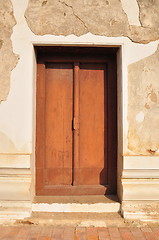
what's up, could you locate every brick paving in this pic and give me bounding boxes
[0,226,159,240]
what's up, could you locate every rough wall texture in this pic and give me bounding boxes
[1,0,159,156]
[130,0,159,43]
[128,47,159,155]
[25,0,159,44]
[24,0,159,155]
[0,0,18,102]
[25,0,130,37]
[137,0,159,30]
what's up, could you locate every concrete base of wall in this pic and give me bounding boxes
[0,154,32,201]
[1,198,159,224]
[122,178,159,200]
[0,201,31,223]
[121,200,159,222]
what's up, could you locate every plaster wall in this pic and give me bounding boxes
[0,0,159,219]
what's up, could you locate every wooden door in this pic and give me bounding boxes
[36,50,117,196]
[76,63,106,186]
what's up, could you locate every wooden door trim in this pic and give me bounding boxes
[36,63,46,193]
[73,63,80,186]
[37,185,109,196]
[37,56,115,64]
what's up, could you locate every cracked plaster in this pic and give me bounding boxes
[0,0,18,102]
[129,0,159,43]
[137,0,159,30]
[1,0,159,156]
[25,0,130,37]
[25,0,159,44]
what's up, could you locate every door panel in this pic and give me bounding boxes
[45,63,73,185]
[79,64,107,185]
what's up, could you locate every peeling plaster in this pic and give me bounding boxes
[59,0,89,32]
[0,0,159,152]
[0,0,18,102]
[0,0,159,208]
[25,0,159,44]
[128,0,159,43]
[129,25,159,44]
[25,0,130,37]
[128,46,159,155]
[137,0,159,30]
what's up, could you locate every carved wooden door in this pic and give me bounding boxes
[36,51,117,196]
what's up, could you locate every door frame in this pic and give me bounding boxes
[32,43,124,200]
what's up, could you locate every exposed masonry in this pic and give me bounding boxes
[0,0,18,102]
[24,0,159,154]
[128,46,159,155]
[137,0,159,30]
[128,0,159,43]
[25,0,130,37]
[25,0,159,44]
[1,0,159,156]
[1,0,159,104]
[59,0,89,31]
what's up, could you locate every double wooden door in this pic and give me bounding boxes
[36,51,117,196]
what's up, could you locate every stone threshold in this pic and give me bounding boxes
[32,195,121,213]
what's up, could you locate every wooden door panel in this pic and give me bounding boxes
[45,168,72,185]
[79,64,107,185]
[74,168,107,185]
[45,63,73,185]
[36,63,46,171]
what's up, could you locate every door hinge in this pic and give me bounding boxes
[73,117,79,130]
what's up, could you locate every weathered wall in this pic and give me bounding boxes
[0,0,159,209]
[25,0,159,44]
[1,0,159,155]
[128,47,159,155]
[24,0,159,156]
[129,0,159,43]
[0,0,18,102]
[25,0,130,37]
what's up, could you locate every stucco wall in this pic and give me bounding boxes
[1,0,159,156]
[128,47,159,155]
[0,0,159,206]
